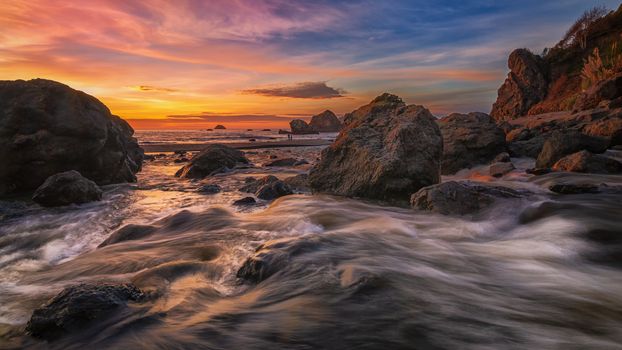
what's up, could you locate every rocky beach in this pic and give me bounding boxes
[2,2,622,350]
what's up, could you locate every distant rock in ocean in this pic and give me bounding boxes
[214,125,226,129]
[0,79,143,196]
[309,93,442,201]
[289,119,318,134]
[309,110,342,132]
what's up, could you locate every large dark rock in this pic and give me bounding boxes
[26,283,144,340]
[438,112,506,174]
[0,79,143,196]
[309,94,443,201]
[240,175,279,193]
[535,130,609,168]
[98,224,158,247]
[309,110,342,132]
[490,49,548,121]
[411,181,526,215]
[175,144,248,179]
[489,162,515,177]
[240,175,292,200]
[214,125,226,130]
[32,171,102,207]
[552,150,622,174]
[289,119,318,134]
[283,173,310,192]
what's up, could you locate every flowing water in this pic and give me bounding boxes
[1,138,622,349]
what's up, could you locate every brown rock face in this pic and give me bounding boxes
[573,74,622,111]
[0,79,143,195]
[308,93,443,201]
[490,49,548,121]
[535,130,608,168]
[438,112,506,174]
[552,150,622,174]
[289,119,318,134]
[308,110,342,132]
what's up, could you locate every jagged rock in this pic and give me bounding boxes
[438,112,506,174]
[309,110,342,132]
[175,144,248,179]
[309,94,443,201]
[552,150,622,174]
[26,283,144,340]
[411,181,526,215]
[32,171,102,207]
[289,119,318,134]
[489,162,515,177]
[0,79,143,195]
[98,224,157,247]
[490,49,548,121]
[536,130,609,168]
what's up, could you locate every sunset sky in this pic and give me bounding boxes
[1,0,619,129]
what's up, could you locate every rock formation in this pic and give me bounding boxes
[309,93,443,201]
[175,144,249,179]
[289,119,318,134]
[552,150,622,174]
[32,171,102,207]
[214,125,226,130]
[535,130,609,168]
[308,110,342,132]
[0,79,143,196]
[438,112,506,174]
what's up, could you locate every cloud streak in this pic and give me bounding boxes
[242,82,346,99]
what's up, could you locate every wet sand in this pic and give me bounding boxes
[141,139,333,153]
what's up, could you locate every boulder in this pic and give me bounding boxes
[233,197,256,206]
[411,181,526,215]
[175,144,248,179]
[309,110,342,132]
[256,180,293,200]
[490,49,549,121]
[237,239,293,283]
[552,150,622,174]
[582,116,622,147]
[0,79,143,195]
[309,94,443,201]
[438,112,506,174]
[32,171,102,207]
[489,162,515,177]
[289,119,318,134]
[26,283,144,340]
[549,183,600,194]
[283,173,310,192]
[197,184,222,194]
[240,175,279,193]
[535,130,609,168]
[214,125,226,130]
[492,152,511,163]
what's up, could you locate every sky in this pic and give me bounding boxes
[1,0,619,129]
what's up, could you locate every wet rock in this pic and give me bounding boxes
[26,283,144,340]
[32,171,102,207]
[240,175,279,193]
[175,144,248,179]
[508,135,545,158]
[411,181,526,215]
[536,130,609,168]
[309,110,342,132]
[173,157,189,163]
[255,180,293,200]
[289,119,318,134]
[197,184,222,194]
[489,162,515,177]
[492,152,511,163]
[265,158,298,167]
[233,197,256,206]
[0,79,143,195]
[439,112,506,174]
[552,150,622,174]
[98,224,157,247]
[549,183,600,194]
[294,159,309,166]
[237,240,293,283]
[491,49,549,121]
[283,173,310,192]
[214,125,226,130]
[309,94,443,201]
[526,167,552,175]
